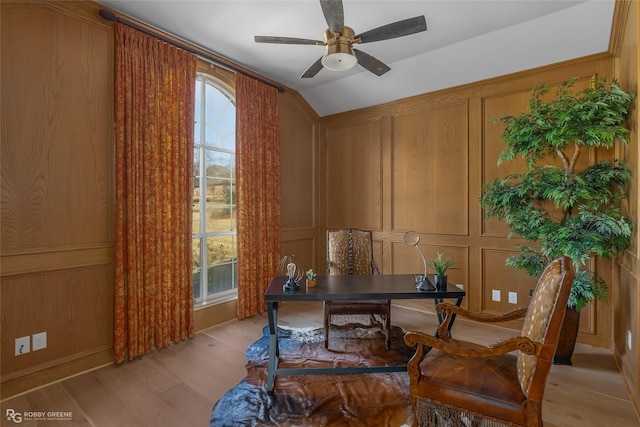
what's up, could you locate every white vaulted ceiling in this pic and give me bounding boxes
[95,0,615,116]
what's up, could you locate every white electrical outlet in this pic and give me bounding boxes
[492,290,501,302]
[508,292,518,304]
[33,332,47,351]
[15,336,30,356]
[627,330,632,350]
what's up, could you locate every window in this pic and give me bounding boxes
[192,73,237,305]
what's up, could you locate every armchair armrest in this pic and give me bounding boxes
[435,302,527,338]
[404,330,541,358]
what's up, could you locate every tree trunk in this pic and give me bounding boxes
[554,306,580,365]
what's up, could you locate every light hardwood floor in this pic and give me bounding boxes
[1,301,638,427]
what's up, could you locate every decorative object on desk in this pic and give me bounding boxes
[427,252,453,290]
[412,274,434,292]
[404,231,434,291]
[480,77,634,365]
[306,268,317,288]
[210,325,413,427]
[278,255,303,291]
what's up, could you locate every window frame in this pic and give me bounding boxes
[193,70,237,307]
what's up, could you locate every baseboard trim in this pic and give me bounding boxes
[1,348,113,401]
[194,298,238,332]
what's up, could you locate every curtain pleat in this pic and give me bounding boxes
[236,74,281,319]
[114,23,196,363]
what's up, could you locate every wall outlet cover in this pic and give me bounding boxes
[15,336,30,356]
[508,292,518,304]
[492,290,501,302]
[33,332,47,351]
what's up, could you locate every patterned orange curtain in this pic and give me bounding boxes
[113,23,196,363]
[236,74,281,319]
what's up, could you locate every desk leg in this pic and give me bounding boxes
[266,301,279,392]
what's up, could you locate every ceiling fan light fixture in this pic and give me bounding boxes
[254,4,427,79]
[321,41,357,71]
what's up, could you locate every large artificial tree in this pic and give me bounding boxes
[481,76,635,363]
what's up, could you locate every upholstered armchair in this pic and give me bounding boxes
[324,228,391,349]
[404,256,575,427]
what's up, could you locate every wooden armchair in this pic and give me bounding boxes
[324,228,391,349]
[404,256,575,427]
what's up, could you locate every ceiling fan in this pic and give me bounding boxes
[254,0,427,78]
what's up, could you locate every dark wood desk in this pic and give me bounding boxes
[263,274,465,391]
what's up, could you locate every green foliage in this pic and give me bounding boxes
[506,251,608,310]
[223,188,235,205]
[427,253,453,276]
[481,77,635,310]
[306,269,316,280]
[496,77,633,168]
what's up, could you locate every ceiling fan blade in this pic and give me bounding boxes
[356,16,427,44]
[354,49,390,76]
[301,57,324,78]
[255,36,321,45]
[320,0,344,34]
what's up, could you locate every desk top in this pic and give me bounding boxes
[264,274,465,301]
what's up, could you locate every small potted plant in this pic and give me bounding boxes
[427,253,453,290]
[306,269,317,288]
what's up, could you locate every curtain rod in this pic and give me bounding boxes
[99,9,286,93]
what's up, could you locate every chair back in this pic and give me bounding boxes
[517,256,574,397]
[327,228,377,275]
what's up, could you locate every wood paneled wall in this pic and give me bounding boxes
[319,55,617,339]
[613,0,640,415]
[1,0,115,398]
[279,90,319,272]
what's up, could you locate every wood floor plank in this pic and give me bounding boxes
[158,382,214,427]
[0,383,91,426]
[63,359,183,427]
[62,370,150,427]
[147,334,250,404]
[204,316,272,351]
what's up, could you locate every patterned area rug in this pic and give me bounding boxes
[210,325,415,426]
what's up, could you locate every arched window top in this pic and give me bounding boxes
[195,73,236,153]
[196,60,235,98]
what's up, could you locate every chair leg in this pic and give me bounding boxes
[526,401,543,426]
